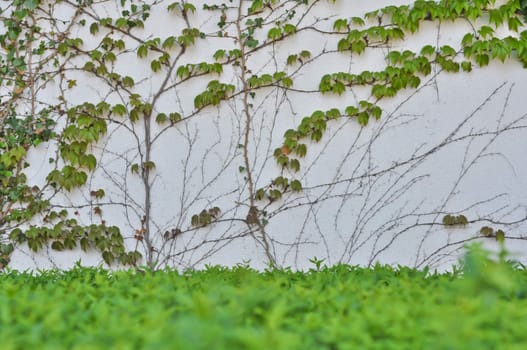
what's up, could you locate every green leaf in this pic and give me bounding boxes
[287,54,298,65]
[84,155,97,171]
[358,112,369,126]
[144,161,156,170]
[337,39,350,51]
[345,106,358,116]
[162,36,176,49]
[443,215,455,226]
[167,2,180,12]
[247,38,259,48]
[387,51,402,64]
[495,230,505,243]
[213,49,225,61]
[80,237,90,252]
[51,241,64,251]
[176,66,190,79]
[267,27,282,40]
[122,76,135,88]
[461,33,474,46]
[183,3,196,13]
[169,112,182,123]
[255,188,266,201]
[440,45,456,57]
[102,251,115,265]
[333,18,348,31]
[326,108,340,120]
[351,17,365,26]
[332,82,346,95]
[24,0,39,10]
[461,61,472,72]
[191,214,199,226]
[370,106,382,120]
[290,180,302,192]
[508,17,522,32]
[456,215,468,225]
[295,144,307,157]
[478,26,494,39]
[299,50,311,59]
[83,62,95,72]
[115,18,128,29]
[112,104,127,116]
[155,113,167,124]
[269,189,282,200]
[281,77,293,88]
[372,85,386,99]
[351,40,367,54]
[90,23,99,35]
[289,159,300,172]
[475,53,489,67]
[151,60,162,72]
[283,24,296,35]
[137,45,148,58]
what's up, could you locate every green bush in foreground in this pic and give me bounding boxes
[0,245,526,350]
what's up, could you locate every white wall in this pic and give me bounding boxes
[5,0,527,271]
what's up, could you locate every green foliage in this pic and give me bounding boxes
[480,226,507,242]
[442,214,469,226]
[269,0,527,192]
[176,62,223,80]
[194,80,235,109]
[247,72,293,89]
[191,207,221,227]
[0,250,526,349]
[460,243,522,295]
[0,1,139,267]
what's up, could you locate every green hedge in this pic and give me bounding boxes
[1,246,526,349]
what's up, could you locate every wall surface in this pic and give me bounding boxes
[2,0,527,271]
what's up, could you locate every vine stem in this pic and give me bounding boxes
[236,1,276,268]
[142,111,154,269]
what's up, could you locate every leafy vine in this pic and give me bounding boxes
[1,0,527,270]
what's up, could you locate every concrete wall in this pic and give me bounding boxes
[5,0,527,271]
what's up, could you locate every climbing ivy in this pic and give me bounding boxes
[1,0,526,269]
[0,0,140,267]
[273,0,527,186]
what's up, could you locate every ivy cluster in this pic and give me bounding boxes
[244,0,526,209]
[1,0,526,269]
[0,0,142,268]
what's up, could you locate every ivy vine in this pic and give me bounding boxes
[1,0,526,270]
